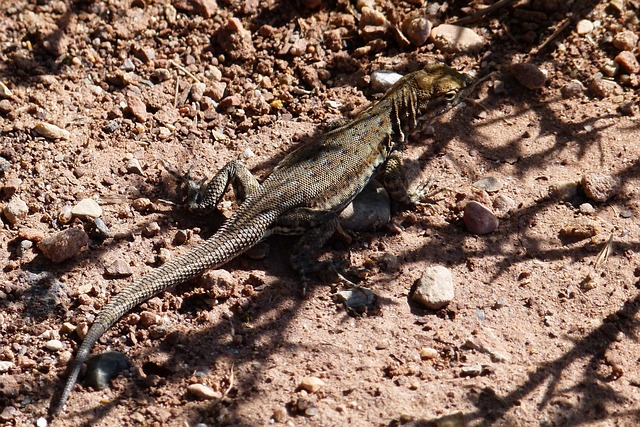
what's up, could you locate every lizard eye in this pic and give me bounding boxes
[443,90,458,101]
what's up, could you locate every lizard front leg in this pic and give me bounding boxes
[380,151,440,207]
[165,160,260,211]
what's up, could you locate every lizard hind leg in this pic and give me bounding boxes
[284,214,357,294]
[164,160,260,212]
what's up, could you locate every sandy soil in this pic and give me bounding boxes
[1,1,639,426]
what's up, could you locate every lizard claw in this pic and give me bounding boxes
[162,161,208,211]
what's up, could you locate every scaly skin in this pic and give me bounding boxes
[51,63,472,416]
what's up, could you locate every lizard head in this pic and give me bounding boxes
[411,63,473,121]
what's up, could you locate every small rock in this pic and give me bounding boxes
[614,51,640,74]
[187,383,222,400]
[190,82,206,102]
[0,406,19,422]
[84,352,129,390]
[0,156,10,174]
[218,17,255,61]
[105,259,133,277]
[142,221,161,237]
[103,121,119,133]
[463,201,499,235]
[492,195,516,214]
[561,80,585,98]
[132,197,153,212]
[126,94,148,123]
[0,361,15,372]
[472,176,502,192]
[272,406,287,423]
[576,19,594,34]
[36,417,48,427]
[45,339,64,352]
[126,157,144,175]
[172,0,217,18]
[612,30,639,52]
[340,180,390,230]
[0,81,12,98]
[121,58,135,71]
[370,70,402,93]
[38,228,90,263]
[579,203,595,215]
[139,311,162,327]
[419,347,438,360]
[460,363,483,377]
[173,229,190,245]
[201,269,236,299]
[401,13,432,47]
[549,181,580,202]
[581,172,620,202]
[34,121,71,140]
[589,77,623,98]
[360,6,387,27]
[3,196,29,225]
[299,376,325,393]
[602,61,619,77]
[511,63,547,89]
[72,198,102,218]
[430,24,484,53]
[464,329,511,362]
[560,218,601,240]
[334,286,375,309]
[412,266,454,310]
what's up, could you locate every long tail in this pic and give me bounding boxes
[51,224,265,416]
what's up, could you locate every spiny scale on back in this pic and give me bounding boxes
[51,63,471,416]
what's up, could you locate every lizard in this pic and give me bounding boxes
[50,62,472,416]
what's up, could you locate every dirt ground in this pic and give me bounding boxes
[1,0,640,426]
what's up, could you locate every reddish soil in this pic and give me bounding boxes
[1,1,639,426]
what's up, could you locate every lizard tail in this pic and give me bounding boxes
[51,224,266,416]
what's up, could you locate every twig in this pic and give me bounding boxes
[454,0,519,25]
[530,18,572,56]
[169,59,201,84]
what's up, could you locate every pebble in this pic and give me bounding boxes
[612,30,639,52]
[0,361,15,372]
[187,383,222,400]
[3,196,29,225]
[464,330,510,363]
[122,58,135,71]
[38,228,90,263]
[559,218,601,239]
[460,363,483,377]
[402,14,432,47]
[419,347,438,360]
[126,157,144,175]
[139,311,162,327]
[105,259,133,277]
[340,180,390,230]
[33,121,71,140]
[87,218,111,241]
[0,406,18,422]
[463,201,499,235]
[360,6,387,27]
[549,180,580,202]
[132,197,153,212]
[575,19,594,34]
[581,172,620,202]
[511,63,547,89]
[614,51,640,74]
[173,229,190,245]
[0,81,12,98]
[299,376,325,393]
[45,339,64,351]
[272,407,288,423]
[72,198,102,218]
[142,221,161,237]
[36,418,48,427]
[412,266,454,310]
[190,82,206,102]
[201,269,236,299]
[85,352,129,390]
[579,203,595,215]
[369,70,402,93]
[126,94,148,123]
[429,24,484,53]
[561,80,585,98]
[103,121,119,133]
[472,176,502,193]
[492,195,516,214]
[334,286,375,309]
[0,156,10,174]
[589,76,623,98]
